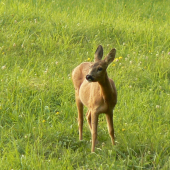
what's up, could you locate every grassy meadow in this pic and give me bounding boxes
[0,0,170,169]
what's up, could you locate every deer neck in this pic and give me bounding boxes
[98,73,114,103]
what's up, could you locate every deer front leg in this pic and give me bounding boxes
[86,110,92,132]
[75,95,83,140]
[91,113,99,152]
[106,112,115,145]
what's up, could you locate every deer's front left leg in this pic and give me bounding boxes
[91,112,99,152]
[106,111,115,145]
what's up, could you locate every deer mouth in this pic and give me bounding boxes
[86,75,95,82]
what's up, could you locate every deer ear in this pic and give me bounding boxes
[104,48,116,65]
[94,45,103,61]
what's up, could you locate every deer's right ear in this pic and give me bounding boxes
[94,45,103,61]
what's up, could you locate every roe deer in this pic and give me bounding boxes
[72,45,117,152]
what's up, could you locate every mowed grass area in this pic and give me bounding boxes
[0,0,170,169]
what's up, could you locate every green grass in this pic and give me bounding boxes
[0,0,170,169]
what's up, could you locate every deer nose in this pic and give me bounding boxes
[86,75,94,81]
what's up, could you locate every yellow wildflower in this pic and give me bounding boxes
[2,52,5,55]
[87,58,91,61]
[114,58,119,62]
[113,64,115,66]
[56,112,59,115]
[122,128,126,132]
[42,120,46,123]
[119,56,123,60]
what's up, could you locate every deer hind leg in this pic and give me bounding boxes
[106,112,115,145]
[75,94,84,141]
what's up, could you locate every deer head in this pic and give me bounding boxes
[86,45,116,82]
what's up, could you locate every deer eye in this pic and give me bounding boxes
[97,67,103,71]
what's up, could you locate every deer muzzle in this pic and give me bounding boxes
[86,75,94,82]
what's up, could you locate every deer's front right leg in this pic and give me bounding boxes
[91,112,99,152]
[75,94,83,140]
[86,110,92,132]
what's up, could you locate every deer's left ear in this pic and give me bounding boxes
[104,48,116,65]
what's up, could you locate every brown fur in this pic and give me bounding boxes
[72,45,117,152]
